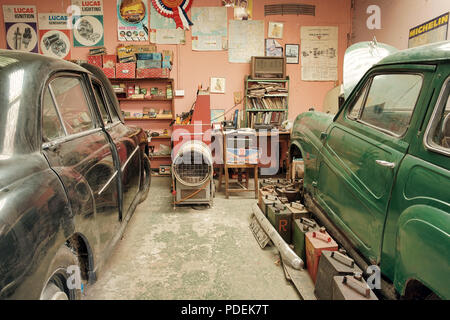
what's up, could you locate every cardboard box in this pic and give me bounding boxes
[103,55,117,68]
[116,63,136,79]
[162,50,173,62]
[88,55,102,68]
[137,60,162,69]
[136,68,170,79]
[133,44,157,54]
[102,68,116,79]
[117,45,136,62]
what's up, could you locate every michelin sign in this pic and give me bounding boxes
[409,12,449,48]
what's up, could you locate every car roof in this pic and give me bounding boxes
[378,41,450,66]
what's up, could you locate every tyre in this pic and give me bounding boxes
[40,246,82,300]
[139,153,151,204]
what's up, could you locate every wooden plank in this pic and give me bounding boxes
[283,263,317,300]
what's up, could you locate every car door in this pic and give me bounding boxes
[90,78,141,220]
[315,70,425,264]
[41,73,121,258]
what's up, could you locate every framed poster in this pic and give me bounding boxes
[72,0,104,47]
[117,0,149,42]
[285,44,299,64]
[266,39,283,57]
[3,5,39,53]
[38,13,71,60]
[211,78,226,94]
[268,22,284,39]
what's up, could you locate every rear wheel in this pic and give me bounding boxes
[40,246,81,300]
[139,154,151,204]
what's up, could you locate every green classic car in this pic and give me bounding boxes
[290,41,450,300]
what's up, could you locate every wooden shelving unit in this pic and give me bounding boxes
[244,76,290,128]
[111,77,175,170]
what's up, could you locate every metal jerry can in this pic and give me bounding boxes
[267,203,292,243]
[305,228,338,283]
[314,250,362,300]
[292,217,319,263]
[332,274,378,300]
[260,194,280,217]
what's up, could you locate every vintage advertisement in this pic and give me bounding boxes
[408,12,449,48]
[38,13,71,60]
[117,0,149,42]
[71,0,104,47]
[149,4,185,45]
[191,7,228,51]
[3,5,39,53]
[229,20,264,63]
[301,26,338,81]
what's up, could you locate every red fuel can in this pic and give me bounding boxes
[305,228,338,283]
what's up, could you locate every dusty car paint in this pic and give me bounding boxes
[0,50,150,299]
[291,41,450,299]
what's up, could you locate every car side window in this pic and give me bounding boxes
[50,77,94,134]
[42,88,65,142]
[430,81,450,150]
[348,84,368,120]
[348,74,423,136]
[92,82,112,125]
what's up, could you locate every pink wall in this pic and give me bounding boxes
[352,0,450,49]
[0,0,352,120]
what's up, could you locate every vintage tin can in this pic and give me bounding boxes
[315,250,363,300]
[267,203,292,243]
[292,217,319,263]
[260,194,280,217]
[332,275,378,300]
[305,228,338,283]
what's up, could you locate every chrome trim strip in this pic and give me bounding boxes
[121,146,140,172]
[98,170,118,196]
[43,128,103,150]
[423,76,450,157]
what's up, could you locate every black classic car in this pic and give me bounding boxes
[0,50,151,299]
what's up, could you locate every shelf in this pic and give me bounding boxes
[110,78,173,82]
[247,109,288,112]
[118,97,172,102]
[246,76,290,83]
[150,136,171,140]
[247,94,288,98]
[124,118,174,121]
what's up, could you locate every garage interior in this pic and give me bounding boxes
[0,0,449,302]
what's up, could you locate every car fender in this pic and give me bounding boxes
[394,204,450,299]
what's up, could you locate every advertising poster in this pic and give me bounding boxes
[72,0,104,47]
[3,5,39,53]
[117,0,149,42]
[149,4,185,45]
[301,26,338,81]
[408,12,449,48]
[191,7,228,51]
[38,13,71,60]
[234,0,253,20]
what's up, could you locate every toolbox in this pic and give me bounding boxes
[267,203,292,243]
[314,250,363,300]
[260,194,280,217]
[305,228,338,283]
[292,217,319,262]
[332,274,378,300]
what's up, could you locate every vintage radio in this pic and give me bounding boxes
[251,56,286,80]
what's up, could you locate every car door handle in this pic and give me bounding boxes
[376,160,396,169]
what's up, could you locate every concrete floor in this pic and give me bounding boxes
[84,177,300,300]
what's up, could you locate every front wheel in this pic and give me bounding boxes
[139,154,151,204]
[40,246,81,300]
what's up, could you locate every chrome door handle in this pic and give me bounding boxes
[376,160,395,169]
